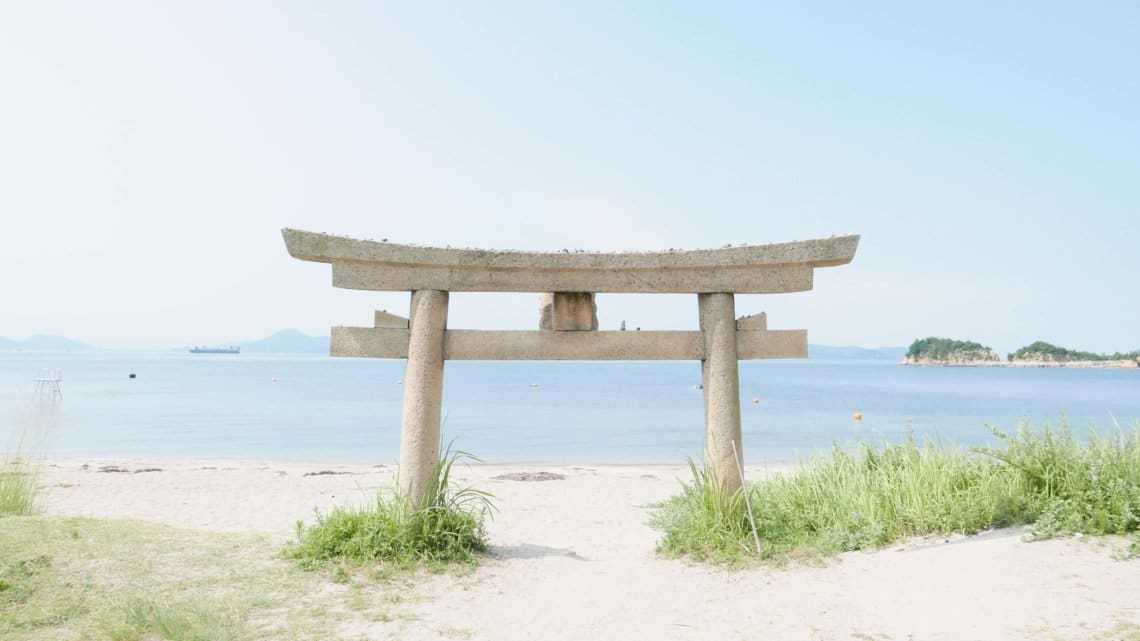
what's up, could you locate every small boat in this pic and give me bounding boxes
[189,346,240,354]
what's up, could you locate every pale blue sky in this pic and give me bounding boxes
[1,2,1137,353]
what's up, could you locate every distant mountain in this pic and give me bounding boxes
[239,329,329,353]
[0,334,94,351]
[808,345,907,361]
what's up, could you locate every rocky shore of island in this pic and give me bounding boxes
[1001,357,1139,369]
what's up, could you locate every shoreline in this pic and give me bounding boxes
[36,455,802,470]
[34,458,712,534]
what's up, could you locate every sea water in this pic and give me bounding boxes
[2,352,1139,464]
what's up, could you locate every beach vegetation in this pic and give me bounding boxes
[652,420,1140,565]
[983,422,1140,539]
[99,597,244,641]
[1112,532,1140,561]
[288,444,495,569]
[1,516,418,641]
[0,460,39,516]
[0,408,55,516]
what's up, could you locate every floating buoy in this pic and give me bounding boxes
[853,411,863,422]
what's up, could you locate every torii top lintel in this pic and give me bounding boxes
[281,229,859,294]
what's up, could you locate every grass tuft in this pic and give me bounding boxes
[100,597,244,641]
[653,420,1140,565]
[288,443,496,568]
[650,458,756,563]
[0,461,39,517]
[1,405,59,516]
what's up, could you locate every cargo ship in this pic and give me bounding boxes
[189,346,240,354]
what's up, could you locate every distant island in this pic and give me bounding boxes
[904,337,1000,366]
[186,329,330,354]
[0,335,94,352]
[904,336,1138,368]
[238,329,329,354]
[808,345,907,361]
[0,330,330,354]
[1007,341,1139,368]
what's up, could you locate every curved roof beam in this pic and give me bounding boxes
[282,228,859,294]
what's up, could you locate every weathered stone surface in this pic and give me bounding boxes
[374,310,408,328]
[538,294,553,328]
[332,259,816,294]
[282,229,859,294]
[399,290,448,509]
[330,326,807,361]
[736,329,807,359]
[538,293,598,331]
[699,293,743,496]
[736,312,767,331]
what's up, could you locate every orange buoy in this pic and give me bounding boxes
[853,411,863,422]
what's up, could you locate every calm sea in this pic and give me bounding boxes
[2,352,1138,464]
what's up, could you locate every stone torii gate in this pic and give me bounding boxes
[283,229,859,506]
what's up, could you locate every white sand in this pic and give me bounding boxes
[39,459,1140,640]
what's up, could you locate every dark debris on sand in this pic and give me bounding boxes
[93,465,163,473]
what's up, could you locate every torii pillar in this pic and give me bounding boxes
[284,229,859,506]
[399,289,449,503]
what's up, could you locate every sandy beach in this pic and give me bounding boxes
[31,458,1140,641]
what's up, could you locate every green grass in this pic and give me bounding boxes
[981,422,1140,538]
[0,459,39,516]
[1,405,61,516]
[0,515,432,641]
[288,444,496,568]
[1,517,308,640]
[652,420,1140,565]
[99,597,244,641]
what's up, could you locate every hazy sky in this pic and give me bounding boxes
[1,2,1137,353]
